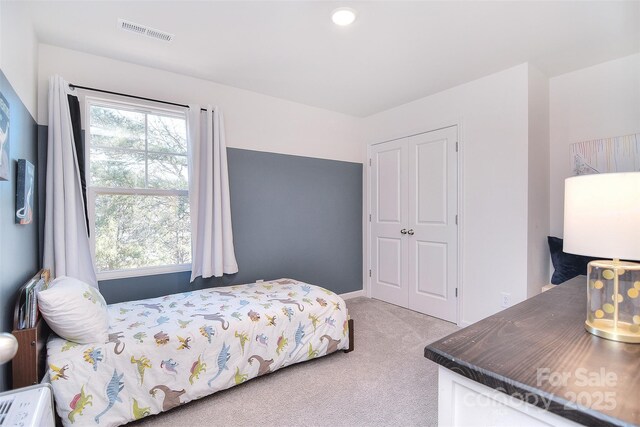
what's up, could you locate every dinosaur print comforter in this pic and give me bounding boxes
[46,279,350,426]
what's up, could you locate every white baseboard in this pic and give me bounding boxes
[339,289,366,300]
[541,284,554,292]
[458,320,473,328]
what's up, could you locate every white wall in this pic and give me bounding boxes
[0,1,38,118]
[363,64,530,325]
[37,44,362,164]
[527,65,550,297]
[549,53,640,237]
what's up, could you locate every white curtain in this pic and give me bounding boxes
[43,76,97,287]
[187,105,238,281]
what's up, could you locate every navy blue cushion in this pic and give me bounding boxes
[548,236,598,285]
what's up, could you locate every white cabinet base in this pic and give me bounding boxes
[437,367,580,427]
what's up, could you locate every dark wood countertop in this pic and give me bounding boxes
[424,276,640,426]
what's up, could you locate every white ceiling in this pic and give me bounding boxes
[23,1,640,117]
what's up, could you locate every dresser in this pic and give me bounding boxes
[424,276,640,426]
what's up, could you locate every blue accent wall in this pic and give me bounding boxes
[99,148,363,303]
[0,70,39,391]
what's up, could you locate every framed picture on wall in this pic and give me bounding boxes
[570,133,640,175]
[0,92,9,181]
[16,159,35,225]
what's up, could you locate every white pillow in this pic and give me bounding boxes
[37,276,109,344]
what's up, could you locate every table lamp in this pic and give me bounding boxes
[564,172,640,343]
[0,333,18,364]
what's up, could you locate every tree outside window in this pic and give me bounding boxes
[87,100,191,279]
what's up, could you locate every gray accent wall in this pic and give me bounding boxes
[99,148,363,303]
[0,70,39,391]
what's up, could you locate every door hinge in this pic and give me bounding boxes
[369,158,372,166]
[455,141,458,152]
[455,288,458,298]
[369,214,371,222]
[455,214,458,225]
[369,269,372,277]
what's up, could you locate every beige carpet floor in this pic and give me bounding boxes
[134,297,459,427]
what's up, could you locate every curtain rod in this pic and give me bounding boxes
[69,84,208,112]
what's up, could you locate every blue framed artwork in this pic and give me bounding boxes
[16,159,34,224]
[0,92,9,181]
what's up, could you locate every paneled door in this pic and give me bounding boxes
[370,126,458,322]
[406,127,458,322]
[370,138,409,307]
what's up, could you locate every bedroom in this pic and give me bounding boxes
[0,1,639,426]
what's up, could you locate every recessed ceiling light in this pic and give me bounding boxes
[332,8,357,26]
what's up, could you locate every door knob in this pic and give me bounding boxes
[400,229,407,235]
[407,229,414,235]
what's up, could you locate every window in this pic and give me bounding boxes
[86,98,191,279]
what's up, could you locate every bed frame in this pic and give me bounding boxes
[11,270,354,391]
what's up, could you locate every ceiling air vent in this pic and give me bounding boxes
[118,19,174,42]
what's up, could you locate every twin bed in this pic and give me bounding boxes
[28,275,352,426]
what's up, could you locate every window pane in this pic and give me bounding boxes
[147,114,187,154]
[90,106,145,150]
[94,193,191,272]
[148,153,188,190]
[90,148,145,188]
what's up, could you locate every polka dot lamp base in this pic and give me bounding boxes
[586,260,640,343]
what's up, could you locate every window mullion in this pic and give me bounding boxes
[92,187,186,196]
[89,145,148,155]
[144,113,149,188]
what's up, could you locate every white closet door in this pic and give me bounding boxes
[370,139,409,307]
[407,126,458,322]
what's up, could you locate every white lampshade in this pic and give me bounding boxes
[564,172,640,260]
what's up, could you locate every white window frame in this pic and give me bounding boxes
[84,96,191,281]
